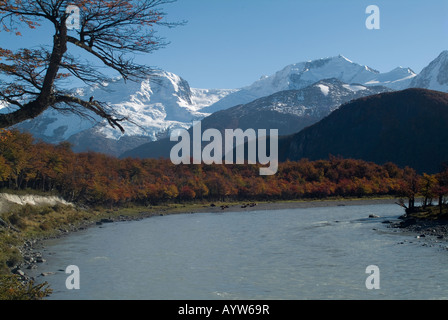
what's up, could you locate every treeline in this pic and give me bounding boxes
[1,129,447,207]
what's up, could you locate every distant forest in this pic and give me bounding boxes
[1,129,447,208]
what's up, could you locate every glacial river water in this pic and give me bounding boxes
[30,203,448,300]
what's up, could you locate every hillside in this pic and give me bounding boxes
[279,88,448,174]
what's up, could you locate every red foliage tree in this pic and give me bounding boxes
[0,130,431,206]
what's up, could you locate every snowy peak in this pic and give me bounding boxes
[410,50,448,92]
[14,70,235,149]
[254,54,415,93]
[365,66,416,89]
[78,70,193,111]
[336,54,355,64]
[258,55,378,93]
[203,55,416,113]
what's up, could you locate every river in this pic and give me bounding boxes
[29,203,448,300]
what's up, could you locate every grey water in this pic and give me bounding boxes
[31,203,448,300]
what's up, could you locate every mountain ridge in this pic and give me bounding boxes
[201,54,416,114]
[278,88,448,174]
[3,51,447,156]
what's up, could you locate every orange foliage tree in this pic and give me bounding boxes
[0,130,435,207]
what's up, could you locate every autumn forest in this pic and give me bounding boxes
[1,129,447,209]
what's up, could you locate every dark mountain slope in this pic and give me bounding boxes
[279,88,448,174]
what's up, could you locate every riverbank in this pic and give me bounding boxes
[0,194,427,299]
[389,205,448,244]
[393,218,448,240]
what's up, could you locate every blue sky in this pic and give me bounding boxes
[148,0,448,88]
[2,0,448,89]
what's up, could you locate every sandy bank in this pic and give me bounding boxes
[0,193,74,214]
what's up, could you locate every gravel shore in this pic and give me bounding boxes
[389,216,448,243]
[187,197,399,214]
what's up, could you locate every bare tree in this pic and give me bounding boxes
[0,0,180,132]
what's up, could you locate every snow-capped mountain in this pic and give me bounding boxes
[81,72,234,141]
[203,55,416,113]
[4,51,448,156]
[121,78,392,159]
[409,51,448,92]
[189,78,393,137]
[13,71,236,155]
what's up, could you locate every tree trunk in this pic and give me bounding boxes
[408,196,415,210]
[0,22,68,129]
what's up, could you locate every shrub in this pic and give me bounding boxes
[0,275,52,300]
[7,213,27,230]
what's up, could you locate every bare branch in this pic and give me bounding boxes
[53,94,126,133]
[0,0,181,131]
